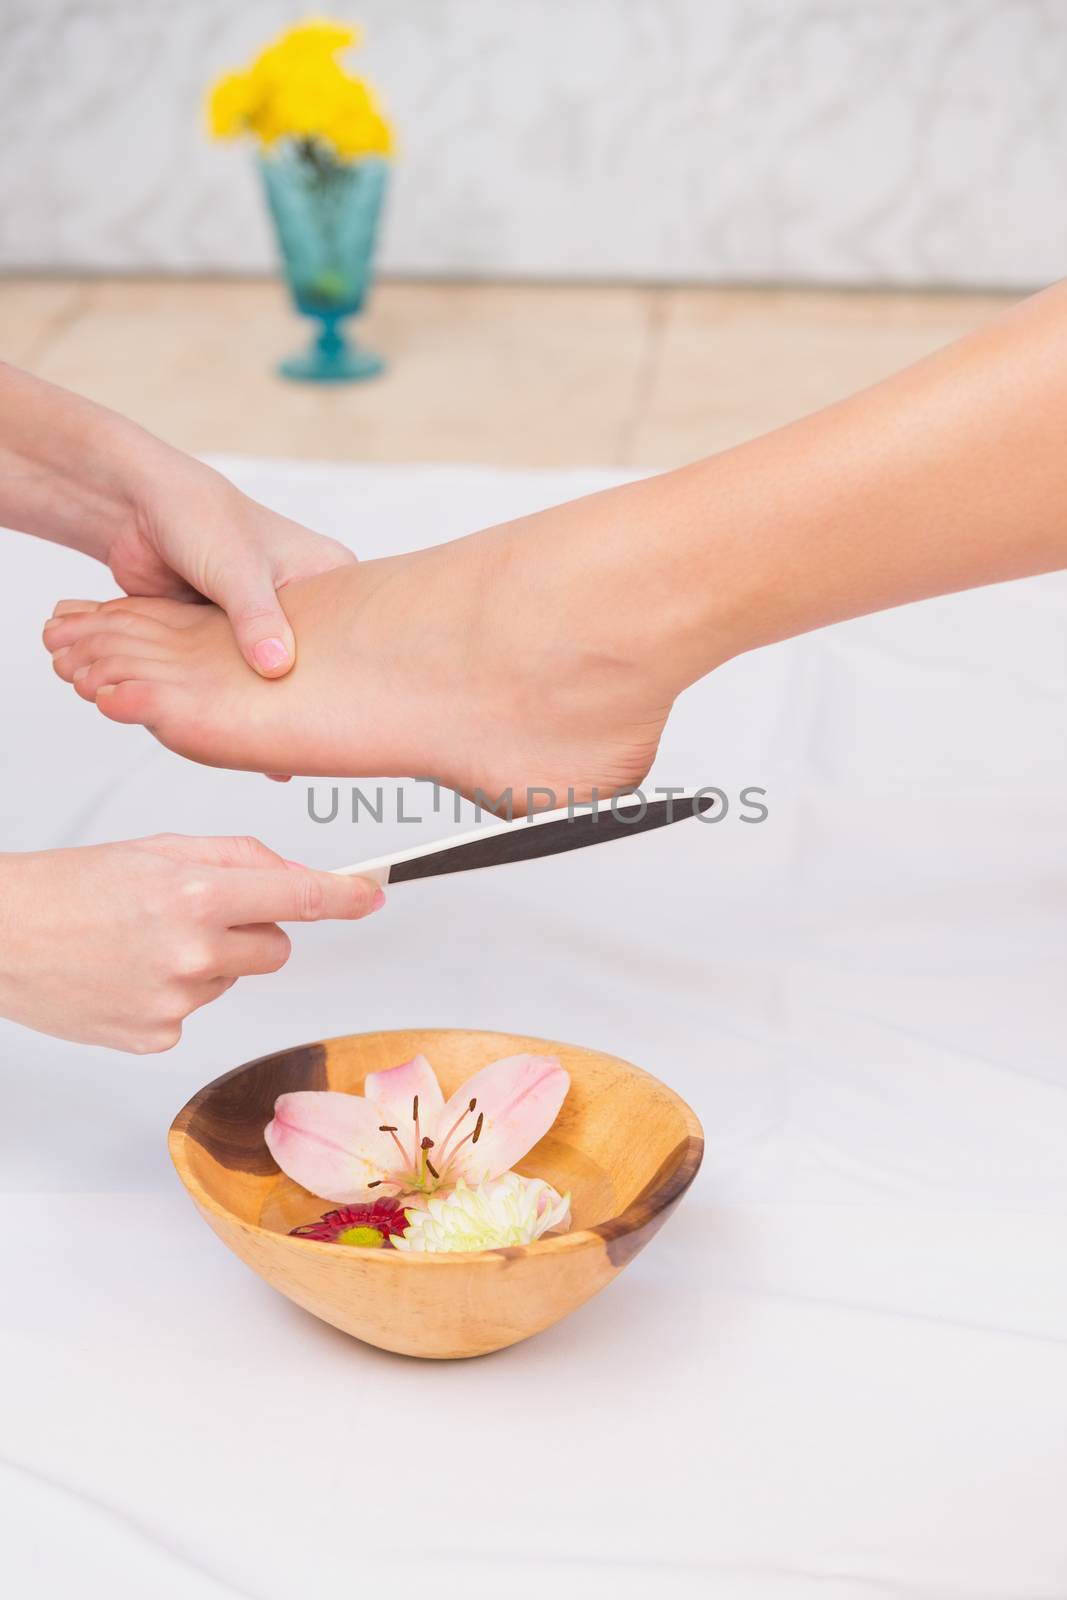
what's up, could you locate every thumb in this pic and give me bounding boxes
[214,562,297,678]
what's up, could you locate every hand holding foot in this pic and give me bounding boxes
[1,360,355,678]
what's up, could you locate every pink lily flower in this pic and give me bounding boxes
[265,1052,569,1205]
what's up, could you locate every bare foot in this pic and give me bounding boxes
[43,515,682,805]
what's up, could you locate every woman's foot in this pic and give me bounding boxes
[43,509,686,805]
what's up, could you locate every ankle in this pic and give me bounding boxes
[509,471,736,700]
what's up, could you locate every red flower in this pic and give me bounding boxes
[289,1198,408,1248]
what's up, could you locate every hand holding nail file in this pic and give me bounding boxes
[333,791,716,887]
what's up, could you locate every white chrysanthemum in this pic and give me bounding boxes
[394,1173,571,1253]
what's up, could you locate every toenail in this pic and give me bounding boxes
[253,637,291,672]
[72,665,90,682]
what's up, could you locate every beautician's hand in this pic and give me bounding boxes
[101,458,355,678]
[1,360,354,678]
[0,835,383,1053]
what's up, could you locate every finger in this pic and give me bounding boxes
[147,834,291,871]
[216,924,293,978]
[213,866,385,926]
[212,564,296,678]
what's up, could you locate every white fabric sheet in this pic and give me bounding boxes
[1,460,1066,1599]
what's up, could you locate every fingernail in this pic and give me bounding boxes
[371,887,386,911]
[253,638,291,672]
[72,665,90,682]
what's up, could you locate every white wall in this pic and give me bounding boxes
[2,0,1066,288]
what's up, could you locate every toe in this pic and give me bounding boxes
[94,681,207,759]
[73,655,171,700]
[98,595,205,629]
[52,630,156,682]
[51,635,85,681]
[95,680,168,727]
[45,613,173,663]
[43,614,91,653]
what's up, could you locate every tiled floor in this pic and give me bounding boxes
[1,276,1015,468]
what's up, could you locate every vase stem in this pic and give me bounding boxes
[317,317,346,359]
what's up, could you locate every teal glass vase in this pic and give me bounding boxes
[260,148,388,382]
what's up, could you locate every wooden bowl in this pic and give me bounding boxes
[169,1028,703,1360]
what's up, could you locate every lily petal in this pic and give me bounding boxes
[441,1054,569,1184]
[364,1053,445,1139]
[265,1090,395,1203]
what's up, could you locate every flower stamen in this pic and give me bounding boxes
[434,1098,481,1174]
[411,1094,422,1179]
[379,1124,412,1166]
[429,1110,486,1184]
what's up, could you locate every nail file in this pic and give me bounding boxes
[332,790,716,887]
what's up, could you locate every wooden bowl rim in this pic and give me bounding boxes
[169,1027,704,1268]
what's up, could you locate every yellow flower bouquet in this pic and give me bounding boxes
[207,20,394,381]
